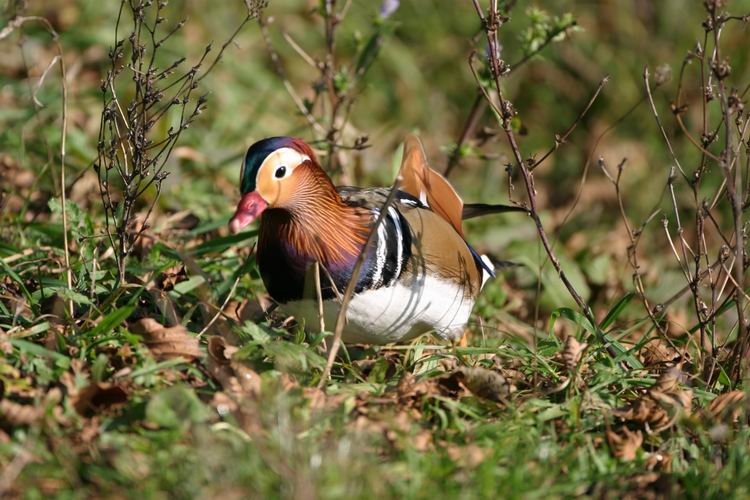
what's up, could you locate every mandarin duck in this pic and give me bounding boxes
[229,135,522,344]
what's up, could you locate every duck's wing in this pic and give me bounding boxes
[336,186,487,295]
[397,134,465,237]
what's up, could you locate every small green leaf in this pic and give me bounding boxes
[9,338,70,365]
[85,306,135,338]
[188,229,257,256]
[599,292,635,330]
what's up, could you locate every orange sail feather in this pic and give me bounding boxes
[398,134,465,237]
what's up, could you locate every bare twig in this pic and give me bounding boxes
[444,16,579,177]
[644,66,689,182]
[468,1,619,357]
[529,75,609,171]
[97,1,265,284]
[705,5,749,377]
[198,275,241,337]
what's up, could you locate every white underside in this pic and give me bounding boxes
[282,274,475,344]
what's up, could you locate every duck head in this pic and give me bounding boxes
[229,136,319,234]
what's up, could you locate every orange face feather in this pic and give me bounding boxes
[230,138,369,267]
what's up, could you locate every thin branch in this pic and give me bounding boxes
[444,16,579,177]
[530,75,609,171]
[644,66,690,182]
[469,3,620,358]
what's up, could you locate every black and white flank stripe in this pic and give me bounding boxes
[365,203,412,290]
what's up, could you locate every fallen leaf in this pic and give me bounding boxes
[705,390,746,423]
[130,318,202,361]
[72,382,129,416]
[645,452,672,472]
[206,336,260,398]
[155,265,188,291]
[396,372,416,399]
[226,294,273,324]
[607,427,643,461]
[452,367,509,402]
[650,388,693,418]
[615,388,692,432]
[640,340,682,367]
[614,363,692,433]
[561,336,588,371]
[0,399,42,427]
[651,365,686,392]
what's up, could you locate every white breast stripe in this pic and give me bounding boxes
[372,210,387,287]
[387,207,403,287]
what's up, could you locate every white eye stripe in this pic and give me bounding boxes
[261,147,310,180]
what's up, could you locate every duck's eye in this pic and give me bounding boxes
[274,166,287,179]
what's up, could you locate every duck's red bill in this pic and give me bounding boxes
[229,191,267,234]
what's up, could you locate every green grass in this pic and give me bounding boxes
[2,0,750,498]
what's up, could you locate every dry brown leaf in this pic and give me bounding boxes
[395,373,445,404]
[651,365,686,392]
[130,318,202,361]
[614,397,669,428]
[396,372,416,399]
[155,265,187,291]
[614,388,692,432]
[206,336,262,435]
[607,427,643,461]
[206,336,260,399]
[706,390,746,423]
[225,294,273,324]
[641,340,681,367]
[650,389,693,418]
[614,364,692,433]
[561,336,588,371]
[0,399,43,427]
[645,452,672,472]
[72,382,129,416]
[452,367,509,402]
